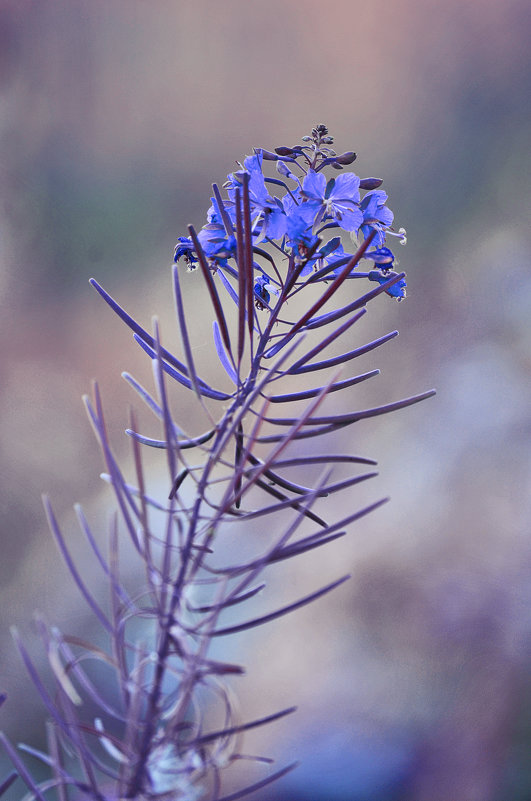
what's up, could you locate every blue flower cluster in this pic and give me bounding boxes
[174,125,407,301]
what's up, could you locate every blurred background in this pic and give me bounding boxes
[1,1,530,799]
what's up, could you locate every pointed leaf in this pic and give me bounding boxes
[268,370,379,403]
[211,575,350,636]
[213,320,238,384]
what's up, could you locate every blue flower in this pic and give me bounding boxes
[258,197,288,241]
[226,153,288,241]
[283,191,317,249]
[197,223,237,266]
[300,170,363,233]
[368,269,407,300]
[173,236,198,270]
[364,246,395,269]
[226,153,268,209]
[254,273,272,308]
[206,195,232,226]
[359,190,394,247]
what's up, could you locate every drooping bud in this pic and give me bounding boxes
[276,160,300,183]
[275,146,302,156]
[335,151,357,165]
[359,177,383,190]
[259,148,281,161]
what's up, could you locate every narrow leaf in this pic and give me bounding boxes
[271,531,347,562]
[211,575,350,636]
[267,370,379,403]
[268,453,378,468]
[172,265,205,404]
[245,453,328,497]
[133,334,231,400]
[190,583,266,613]
[279,308,366,369]
[242,174,255,342]
[195,706,297,746]
[234,422,244,509]
[287,331,398,375]
[126,426,215,450]
[213,320,238,384]
[122,372,165,420]
[264,388,436,426]
[234,185,247,363]
[0,772,17,798]
[215,762,298,801]
[43,496,113,633]
[0,734,47,801]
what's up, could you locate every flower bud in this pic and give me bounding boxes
[259,148,280,161]
[335,151,357,165]
[359,177,383,190]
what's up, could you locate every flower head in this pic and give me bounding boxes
[226,153,288,241]
[197,224,237,266]
[301,169,363,233]
[359,190,394,247]
[172,127,407,304]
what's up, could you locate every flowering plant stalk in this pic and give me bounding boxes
[1,125,434,800]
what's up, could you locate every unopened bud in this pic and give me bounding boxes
[259,149,280,161]
[359,177,383,190]
[335,151,357,165]
[275,146,297,155]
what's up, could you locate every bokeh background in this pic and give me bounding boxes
[1,1,530,799]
